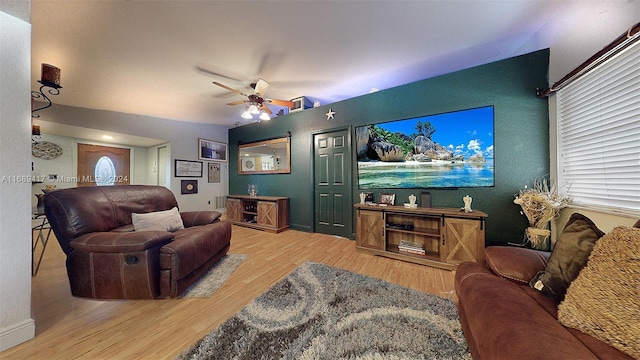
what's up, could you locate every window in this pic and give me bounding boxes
[556,40,640,215]
[94,156,116,186]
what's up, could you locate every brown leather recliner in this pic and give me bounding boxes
[44,185,231,299]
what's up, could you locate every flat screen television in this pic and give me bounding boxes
[356,106,494,189]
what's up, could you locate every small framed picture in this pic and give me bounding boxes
[181,180,198,194]
[175,159,203,177]
[208,162,221,183]
[199,138,228,162]
[379,193,395,205]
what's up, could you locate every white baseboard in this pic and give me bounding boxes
[0,318,35,352]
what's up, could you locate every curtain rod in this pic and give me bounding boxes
[537,21,640,97]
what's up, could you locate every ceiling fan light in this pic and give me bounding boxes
[248,104,260,115]
[259,112,271,121]
[241,109,253,120]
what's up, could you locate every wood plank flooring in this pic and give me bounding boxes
[2,224,456,359]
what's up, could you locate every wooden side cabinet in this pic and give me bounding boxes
[354,204,487,270]
[226,195,289,233]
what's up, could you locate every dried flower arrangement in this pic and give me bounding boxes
[514,178,571,249]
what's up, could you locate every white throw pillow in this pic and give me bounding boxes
[131,207,185,232]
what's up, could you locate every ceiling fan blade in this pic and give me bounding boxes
[260,104,272,115]
[266,98,295,108]
[196,66,243,82]
[226,100,247,106]
[254,78,270,96]
[212,81,246,96]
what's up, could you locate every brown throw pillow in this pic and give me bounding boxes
[529,213,604,301]
[484,246,549,284]
[558,226,640,359]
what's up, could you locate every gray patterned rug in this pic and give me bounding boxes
[179,254,247,299]
[177,261,470,359]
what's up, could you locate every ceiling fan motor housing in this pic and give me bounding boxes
[248,94,264,105]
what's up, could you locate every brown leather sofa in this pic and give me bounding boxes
[455,246,633,360]
[44,185,231,299]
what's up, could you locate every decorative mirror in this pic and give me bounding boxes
[238,137,291,174]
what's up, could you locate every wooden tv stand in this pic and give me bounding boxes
[226,195,289,233]
[354,204,487,270]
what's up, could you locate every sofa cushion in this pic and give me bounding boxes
[160,221,231,279]
[484,246,550,284]
[529,213,604,301]
[558,226,640,359]
[180,211,222,227]
[112,224,135,232]
[132,207,185,232]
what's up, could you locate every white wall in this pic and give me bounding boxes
[37,104,230,211]
[0,8,35,351]
[531,1,640,84]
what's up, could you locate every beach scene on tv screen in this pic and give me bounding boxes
[356,106,494,189]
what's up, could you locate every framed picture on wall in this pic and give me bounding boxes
[174,159,203,177]
[199,138,228,162]
[208,162,221,183]
[181,180,198,194]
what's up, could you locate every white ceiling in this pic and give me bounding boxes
[30,0,638,129]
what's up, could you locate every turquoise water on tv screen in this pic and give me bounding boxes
[357,160,494,189]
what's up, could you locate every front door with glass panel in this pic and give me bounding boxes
[77,143,131,186]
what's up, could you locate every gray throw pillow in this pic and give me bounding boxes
[131,207,185,232]
[529,213,604,301]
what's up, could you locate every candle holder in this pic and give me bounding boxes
[32,81,62,118]
[32,64,62,118]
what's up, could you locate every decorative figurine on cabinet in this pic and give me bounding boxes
[463,195,473,213]
[405,194,418,208]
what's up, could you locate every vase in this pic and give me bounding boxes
[248,184,258,197]
[525,227,551,250]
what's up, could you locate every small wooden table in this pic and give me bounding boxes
[226,195,290,233]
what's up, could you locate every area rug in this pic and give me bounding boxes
[177,261,470,359]
[178,254,247,299]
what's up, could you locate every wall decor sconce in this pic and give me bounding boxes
[31,63,62,118]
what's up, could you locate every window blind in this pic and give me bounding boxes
[557,40,640,215]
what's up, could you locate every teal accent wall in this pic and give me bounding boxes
[229,49,550,245]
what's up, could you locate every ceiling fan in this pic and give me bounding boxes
[212,78,294,120]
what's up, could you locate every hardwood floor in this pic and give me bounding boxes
[3,224,456,359]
